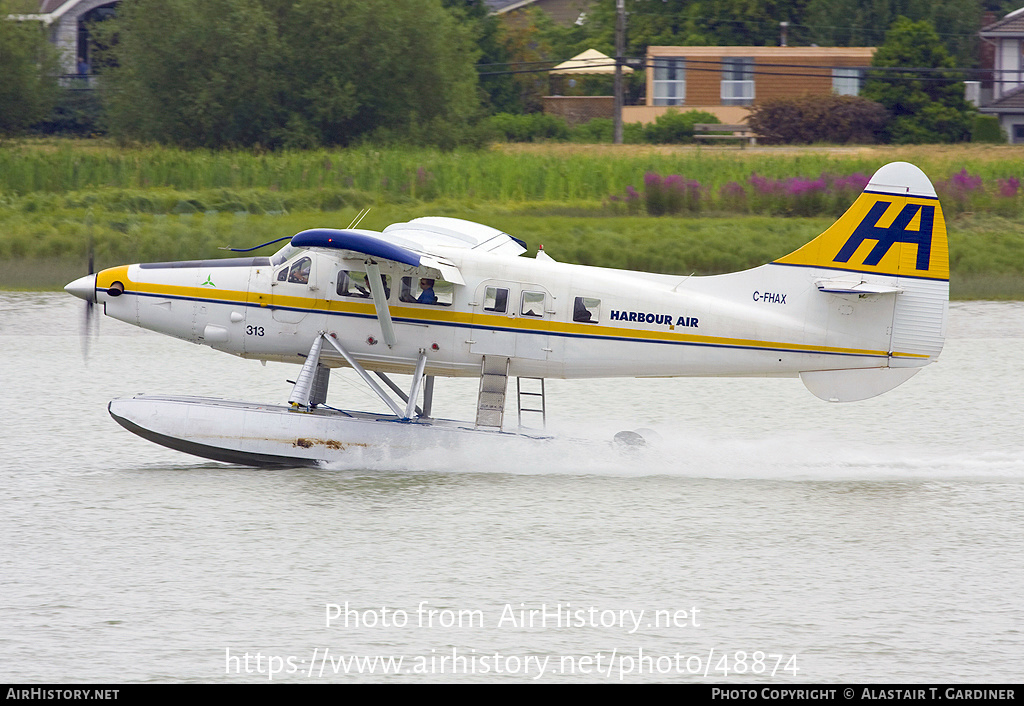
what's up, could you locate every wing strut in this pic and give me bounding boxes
[375,372,423,416]
[320,333,431,420]
[365,261,397,347]
[405,351,428,419]
[291,333,432,419]
[321,333,406,417]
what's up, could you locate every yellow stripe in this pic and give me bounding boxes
[117,278,927,360]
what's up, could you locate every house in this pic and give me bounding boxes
[626,46,876,125]
[11,0,119,75]
[978,7,1024,143]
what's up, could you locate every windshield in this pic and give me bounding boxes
[271,243,302,266]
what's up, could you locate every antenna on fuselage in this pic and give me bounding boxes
[347,208,371,230]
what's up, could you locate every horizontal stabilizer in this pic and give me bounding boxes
[814,278,901,295]
[800,368,919,402]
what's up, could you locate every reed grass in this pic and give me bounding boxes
[4,139,1024,206]
[1,139,1021,297]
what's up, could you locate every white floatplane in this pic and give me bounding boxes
[65,162,948,466]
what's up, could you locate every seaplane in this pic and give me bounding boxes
[65,162,948,466]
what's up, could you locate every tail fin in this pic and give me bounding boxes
[776,163,949,401]
[774,162,949,282]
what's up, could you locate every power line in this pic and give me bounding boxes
[480,57,1014,83]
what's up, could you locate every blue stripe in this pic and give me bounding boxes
[114,288,888,360]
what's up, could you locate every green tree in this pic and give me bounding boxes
[0,5,59,135]
[804,0,983,67]
[443,0,519,114]
[862,17,974,143]
[100,0,284,147]
[100,0,482,148]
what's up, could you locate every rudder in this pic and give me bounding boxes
[774,162,949,401]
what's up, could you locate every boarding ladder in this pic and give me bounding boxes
[516,377,546,430]
[475,356,510,429]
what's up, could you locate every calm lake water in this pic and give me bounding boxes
[1,294,1022,683]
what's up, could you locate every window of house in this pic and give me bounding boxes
[653,57,686,106]
[399,276,453,306]
[832,68,862,96]
[573,297,600,323]
[483,286,509,313]
[721,57,754,105]
[521,291,545,317]
[337,270,391,299]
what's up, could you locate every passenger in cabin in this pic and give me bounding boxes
[573,297,593,322]
[417,278,437,305]
[340,271,390,299]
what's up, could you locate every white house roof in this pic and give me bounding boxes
[551,49,632,75]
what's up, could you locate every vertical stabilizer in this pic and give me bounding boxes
[773,162,949,401]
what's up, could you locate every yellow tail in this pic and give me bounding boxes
[773,162,949,282]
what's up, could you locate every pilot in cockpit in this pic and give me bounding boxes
[416,278,437,305]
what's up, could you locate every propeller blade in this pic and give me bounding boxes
[80,230,97,361]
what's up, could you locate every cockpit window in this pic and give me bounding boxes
[338,270,391,299]
[282,256,311,284]
[271,243,301,266]
[400,276,453,306]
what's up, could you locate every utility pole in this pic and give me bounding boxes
[614,0,625,144]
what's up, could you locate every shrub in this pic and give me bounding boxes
[568,118,646,144]
[643,109,720,144]
[747,95,888,145]
[485,113,570,142]
[569,117,613,143]
[972,115,1006,144]
[30,89,105,137]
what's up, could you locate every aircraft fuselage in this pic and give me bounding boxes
[86,242,936,381]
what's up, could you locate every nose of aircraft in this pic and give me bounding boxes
[65,274,97,303]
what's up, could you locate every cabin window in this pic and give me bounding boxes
[573,296,600,323]
[521,291,545,317]
[399,276,453,306]
[337,270,391,299]
[653,57,685,106]
[483,286,509,313]
[279,256,311,284]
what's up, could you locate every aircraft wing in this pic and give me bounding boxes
[289,218,526,349]
[290,228,465,284]
[290,218,528,285]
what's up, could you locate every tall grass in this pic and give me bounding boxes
[4,139,1024,209]
[1,140,1022,297]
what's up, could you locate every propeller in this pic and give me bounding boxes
[82,240,97,359]
[65,216,99,361]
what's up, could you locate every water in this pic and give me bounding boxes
[1,295,1022,683]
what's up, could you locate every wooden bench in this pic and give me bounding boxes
[693,123,756,147]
